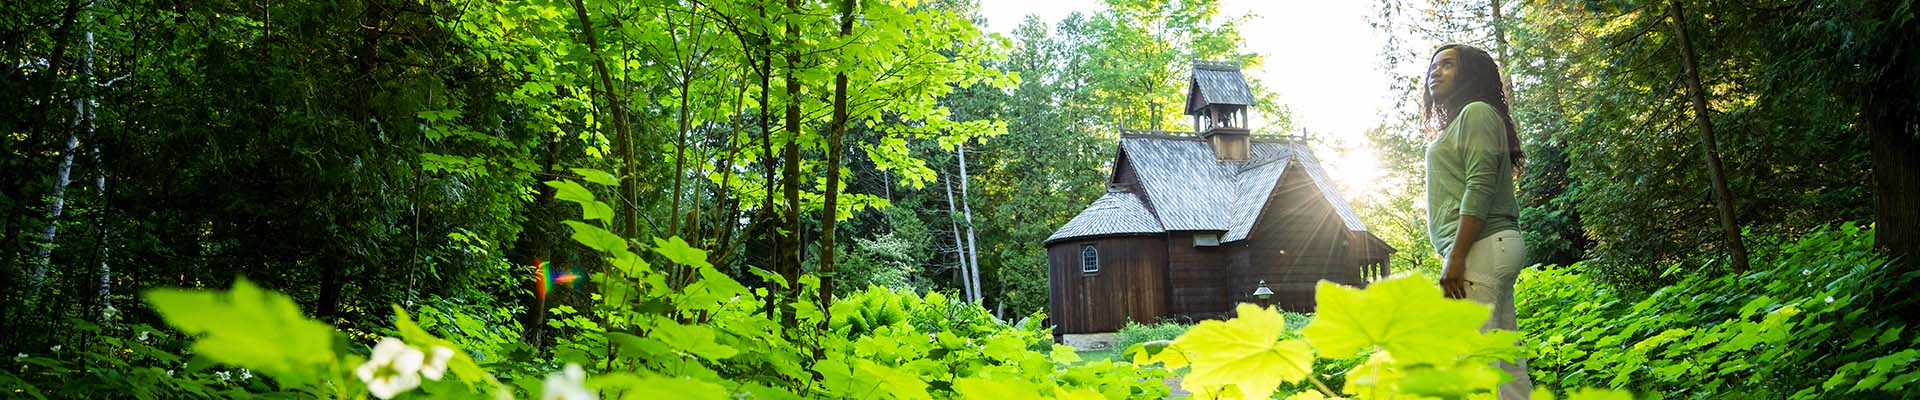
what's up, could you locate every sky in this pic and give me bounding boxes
[973,0,1410,199]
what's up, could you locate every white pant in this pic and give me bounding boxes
[1463,230,1532,400]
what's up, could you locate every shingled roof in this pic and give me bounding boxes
[1185,61,1256,114]
[1046,133,1368,245]
[1044,191,1163,243]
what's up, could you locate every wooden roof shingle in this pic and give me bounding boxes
[1186,62,1256,114]
[1047,133,1368,244]
[1044,191,1164,244]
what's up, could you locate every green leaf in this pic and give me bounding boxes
[569,167,620,186]
[858,360,930,400]
[1564,388,1637,400]
[1301,276,1489,365]
[650,319,738,360]
[1172,303,1314,399]
[1875,325,1904,346]
[1128,339,1185,369]
[1050,344,1082,364]
[143,278,338,387]
[653,236,711,269]
[563,221,628,256]
[582,201,615,225]
[391,306,492,388]
[546,180,596,205]
[747,266,789,289]
[954,377,1040,400]
[601,374,728,400]
[1397,362,1505,398]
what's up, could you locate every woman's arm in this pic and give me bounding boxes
[1442,215,1485,299]
[1442,102,1505,299]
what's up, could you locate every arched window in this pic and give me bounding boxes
[1080,245,1099,273]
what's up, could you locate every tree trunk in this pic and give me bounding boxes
[568,0,638,238]
[941,167,975,302]
[752,12,782,321]
[1491,0,1507,65]
[958,144,983,304]
[92,146,110,319]
[818,0,858,316]
[1867,107,1920,270]
[31,15,100,298]
[671,55,693,240]
[709,77,748,262]
[779,0,805,328]
[1670,0,1751,273]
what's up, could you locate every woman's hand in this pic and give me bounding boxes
[1440,256,1469,299]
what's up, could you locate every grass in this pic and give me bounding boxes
[1075,346,1125,363]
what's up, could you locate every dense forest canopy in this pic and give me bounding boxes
[2,0,1917,398]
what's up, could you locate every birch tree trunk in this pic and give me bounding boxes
[93,145,110,319]
[1670,0,1751,273]
[32,14,97,298]
[942,167,975,302]
[958,144,983,304]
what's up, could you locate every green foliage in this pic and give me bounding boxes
[0,321,262,399]
[125,220,1170,399]
[1357,122,1443,278]
[1113,321,1190,355]
[1503,1,1877,282]
[1132,276,1631,399]
[834,208,935,295]
[1519,223,1920,397]
[144,278,342,388]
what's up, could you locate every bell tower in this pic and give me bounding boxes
[1185,60,1255,161]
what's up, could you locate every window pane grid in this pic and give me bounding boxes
[1081,245,1099,273]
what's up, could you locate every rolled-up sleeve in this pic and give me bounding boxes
[1456,102,1508,218]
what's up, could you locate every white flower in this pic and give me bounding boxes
[540,363,595,400]
[216,371,231,381]
[166,369,174,377]
[50,345,61,352]
[239,368,252,380]
[356,337,426,399]
[138,331,150,342]
[420,346,455,381]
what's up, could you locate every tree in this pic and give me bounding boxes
[1667,0,1750,272]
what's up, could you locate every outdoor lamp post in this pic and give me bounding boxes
[1252,280,1274,308]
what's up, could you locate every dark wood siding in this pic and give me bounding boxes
[1230,163,1364,312]
[1166,231,1232,320]
[1048,236,1169,334]
[1111,155,1142,192]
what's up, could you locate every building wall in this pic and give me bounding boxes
[1230,164,1363,312]
[1166,231,1232,320]
[1047,236,1170,334]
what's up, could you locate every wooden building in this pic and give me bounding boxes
[1045,61,1394,334]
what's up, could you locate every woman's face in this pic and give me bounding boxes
[1428,48,1461,105]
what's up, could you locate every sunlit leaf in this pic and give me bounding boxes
[144,278,338,387]
[1172,303,1314,399]
[563,220,627,256]
[569,167,620,187]
[1301,276,1489,365]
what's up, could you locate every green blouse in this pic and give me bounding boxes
[1426,101,1519,256]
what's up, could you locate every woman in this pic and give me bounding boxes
[1423,43,1532,399]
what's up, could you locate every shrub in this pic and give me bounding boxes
[1518,222,1920,398]
[1113,321,1189,352]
